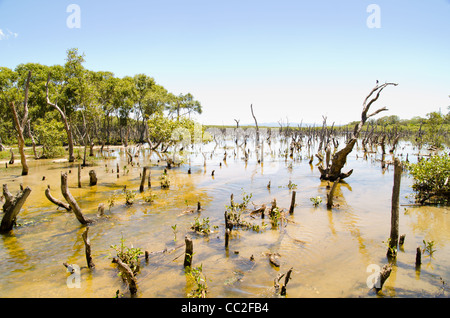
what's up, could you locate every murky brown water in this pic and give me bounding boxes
[0,140,449,298]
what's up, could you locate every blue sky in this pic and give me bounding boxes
[1,0,449,125]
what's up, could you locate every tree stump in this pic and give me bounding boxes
[184,235,193,268]
[289,191,296,214]
[78,164,82,188]
[89,170,97,186]
[1,184,32,233]
[139,167,147,192]
[375,264,392,292]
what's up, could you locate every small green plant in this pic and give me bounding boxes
[191,216,211,235]
[287,180,297,190]
[236,190,252,209]
[310,196,322,207]
[143,190,157,203]
[160,174,170,189]
[171,224,178,241]
[122,186,135,205]
[110,234,143,275]
[269,205,282,227]
[382,238,397,257]
[107,193,117,211]
[186,264,208,298]
[422,240,436,257]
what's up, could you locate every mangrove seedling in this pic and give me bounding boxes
[186,264,208,298]
[310,196,322,207]
[110,234,143,275]
[191,216,211,235]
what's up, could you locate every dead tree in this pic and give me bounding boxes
[82,227,95,269]
[46,73,75,163]
[60,172,92,225]
[388,158,402,257]
[10,70,32,176]
[318,82,398,181]
[45,185,71,211]
[1,184,32,233]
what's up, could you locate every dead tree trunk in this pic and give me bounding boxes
[318,82,398,181]
[1,184,32,232]
[9,70,32,176]
[388,158,402,257]
[140,167,147,192]
[374,264,392,292]
[327,177,340,209]
[45,185,71,211]
[289,191,296,214]
[82,227,95,269]
[46,73,75,163]
[60,172,92,225]
[184,235,193,268]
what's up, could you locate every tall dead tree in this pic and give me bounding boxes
[318,82,398,181]
[46,73,75,163]
[10,70,32,176]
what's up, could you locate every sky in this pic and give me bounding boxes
[0,0,449,125]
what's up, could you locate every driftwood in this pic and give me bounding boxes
[60,172,92,225]
[112,257,137,295]
[82,227,95,269]
[1,184,32,232]
[274,267,293,296]
[45,185,71,211]
[318,82,398,181]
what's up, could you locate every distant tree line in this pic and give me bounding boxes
[0,48,203,174]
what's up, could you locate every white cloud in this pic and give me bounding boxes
[0,28,18,40]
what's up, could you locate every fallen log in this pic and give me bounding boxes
[45,185,71,211]
[112,257,137,295]
[1,184,32,233]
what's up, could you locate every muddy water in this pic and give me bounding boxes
[0,141,449,298]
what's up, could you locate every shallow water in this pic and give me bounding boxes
[0,140,449,298]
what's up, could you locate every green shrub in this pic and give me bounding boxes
[407,154,450,204]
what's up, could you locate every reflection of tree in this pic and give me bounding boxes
[321,181,371,263]
[407,206,450,249]
[0,233,31,270]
